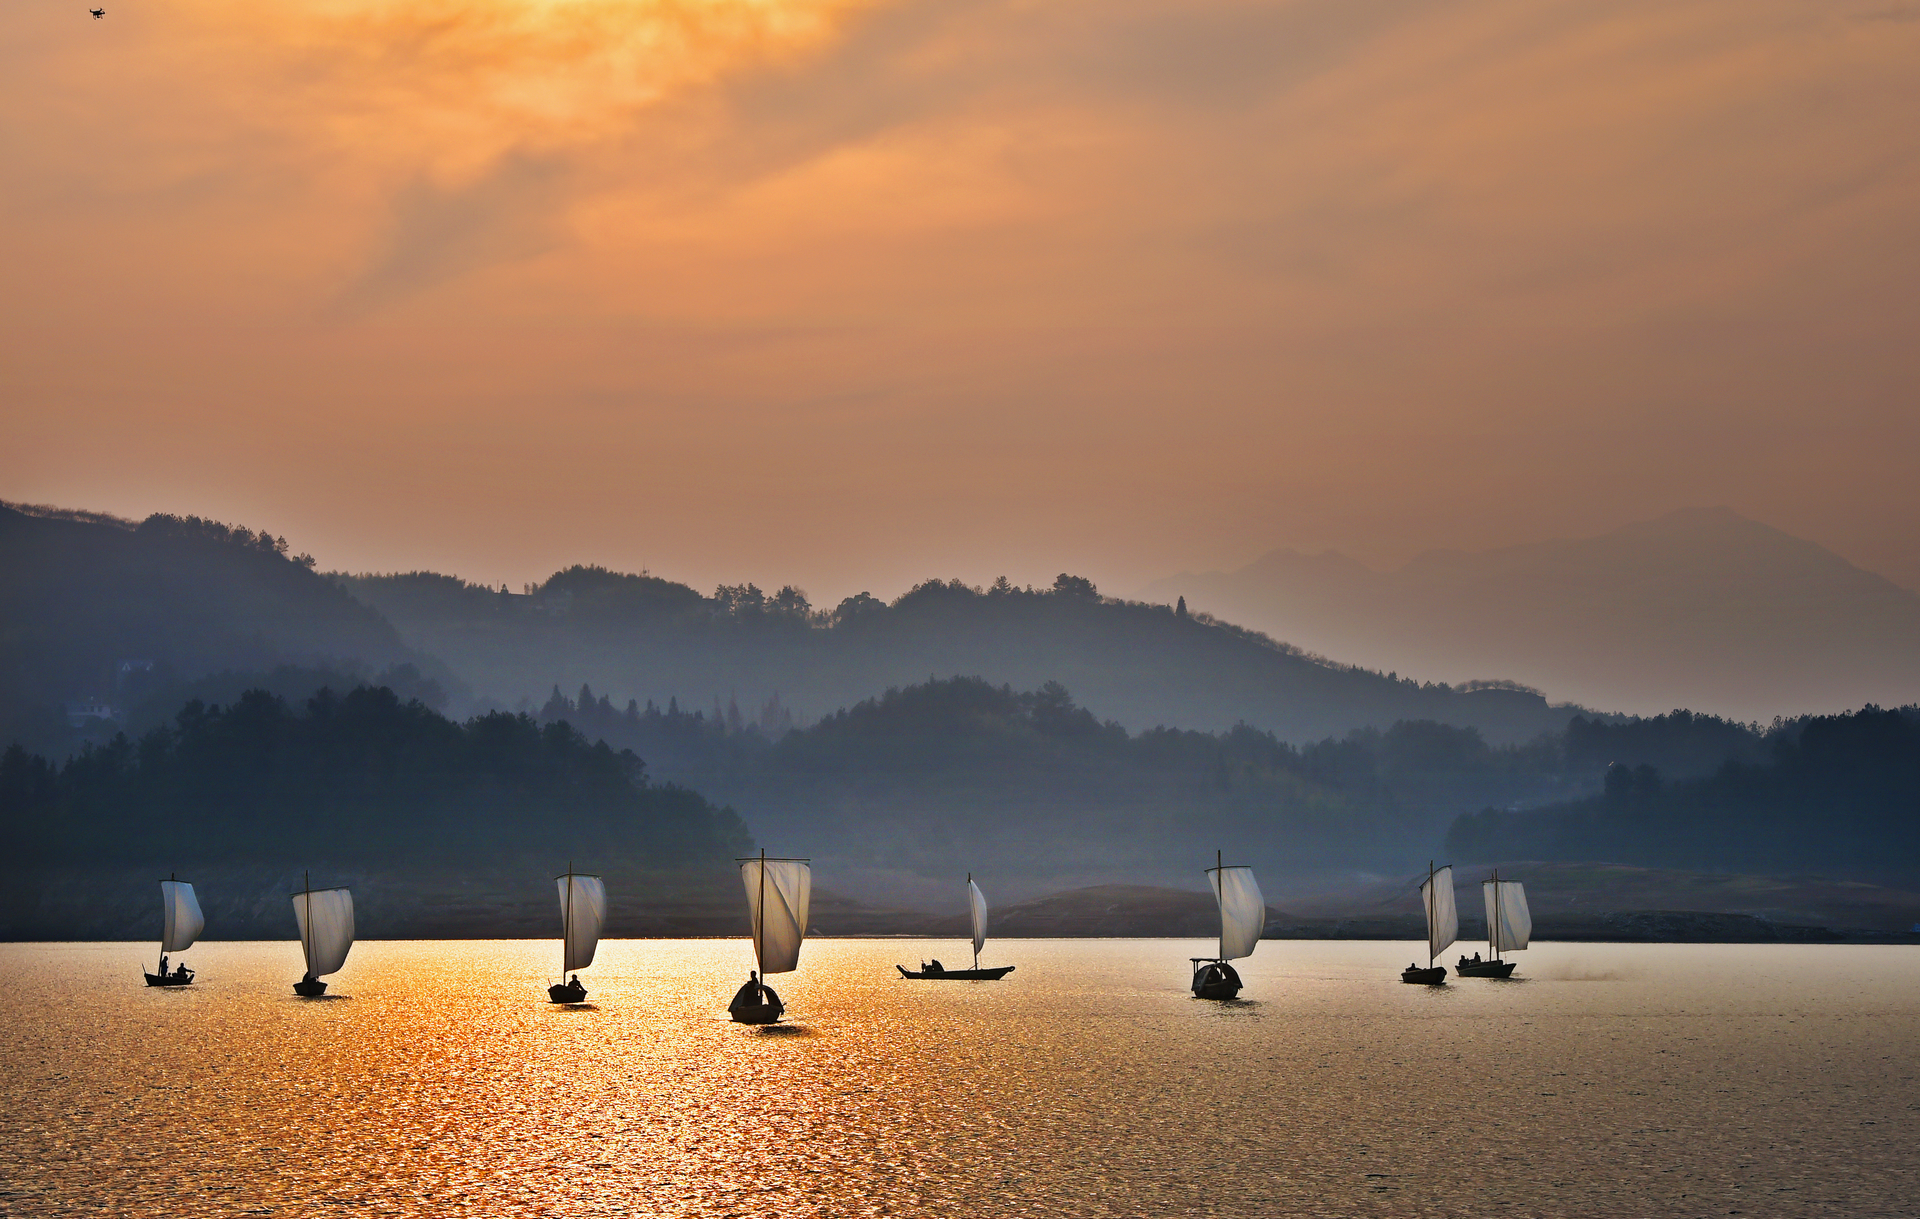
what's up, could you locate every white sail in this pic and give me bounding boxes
[292,888,354,978]
[741,858,810,975]
[1209,864,1265,961]
[1484,880,1531,953]
[967,878,988,958]
[160,880,204,953]
[1421,866,1458,959]
[556,873,607,973]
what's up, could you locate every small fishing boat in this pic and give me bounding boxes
[291,873,354,997]
[729,849,809,1024]
[143,875,204,987]
[898,874,1015,980]
[1457,869,1530,978]
[1192,850,1263,999]
[1401,861,1455,985]
[548,864,605,1003]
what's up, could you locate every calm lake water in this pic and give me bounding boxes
[3,939,1917,1217]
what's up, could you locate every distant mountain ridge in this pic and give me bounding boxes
[1144,508,1920,721]
[0,502,450,754]
[342,568,1588,745]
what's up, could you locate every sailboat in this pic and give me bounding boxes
[143,875,204,987]
[730,849,809,1024]
[291,873,354,997]
[1401,860,1455,984]
[1457,869,1530,978]
[1191,850,1263,999]
[548,864,606,1003]
[897,874,1015,980]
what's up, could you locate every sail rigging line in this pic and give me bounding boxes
[562,859,573,984]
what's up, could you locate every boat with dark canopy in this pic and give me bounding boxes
[730,849,809,1024]
[1192,849,1264,999]
[291,873,354,996]
[898,874,1015,980]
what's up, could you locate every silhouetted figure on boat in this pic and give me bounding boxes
[173,962,193,982]
[729,970,783,1022]
[923,959,945,975]
[159,955,169,976]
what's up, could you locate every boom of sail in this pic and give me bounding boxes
[1209,864,1265,961]
[293,887,355,978]
[1483,879,1531,954]
[161,880,204,953]
[1421,865,1458,960]
[557,872,606,973]
[740,856,810,975]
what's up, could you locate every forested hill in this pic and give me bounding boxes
[0,503,448,757]
[1446,706,1920,878]
[514,676,1767,907]
[0,683,751,939]
[342,568,1587,744]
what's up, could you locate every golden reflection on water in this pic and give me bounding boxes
[4,939,1919,1216]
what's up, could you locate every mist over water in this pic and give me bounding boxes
[4,940,1917,1216]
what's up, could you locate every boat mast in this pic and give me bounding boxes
[755,847,767,985]
[1427,859,1435,969]
[562,859,573,983]
[1491,867,1500,962]
[303,869,312,976]
[161,871,173,973]
[1216,849,1224,963]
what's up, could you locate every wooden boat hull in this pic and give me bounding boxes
[143,972,192,987]
[1455,960,1517,978]
[547,983,588,1004]
[1400,966,1447,985]
[1191,961,1243,1000]
[895,965,1015,980]
[293,979,328,997]
[730,1001,785,1025]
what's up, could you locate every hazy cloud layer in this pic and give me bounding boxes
[4,0,1918,630]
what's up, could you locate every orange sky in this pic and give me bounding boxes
[4,0,1919,604]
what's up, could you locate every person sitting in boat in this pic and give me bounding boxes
[924,959,945,975]
[159,954,169,977]
[1472,952,1482,963]
[173,961,193,981]
[729,971,781,1017]
[567,973,583,992]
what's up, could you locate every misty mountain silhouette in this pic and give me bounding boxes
[0,502,453,753]
[1144,507,1920,721]
[342,569,1586,745]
